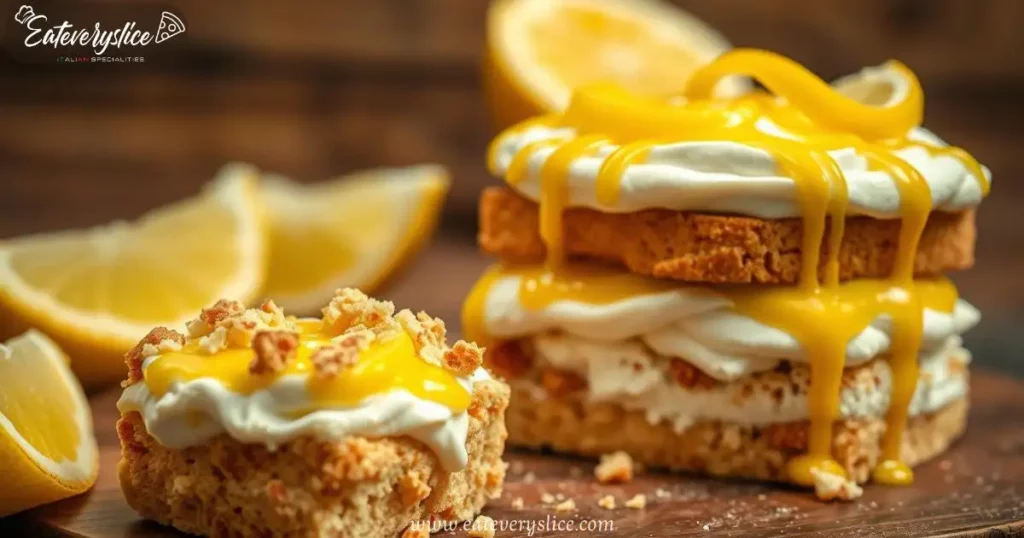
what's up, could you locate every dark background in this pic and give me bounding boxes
[1,0,1021,374]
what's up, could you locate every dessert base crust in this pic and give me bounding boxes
[479,187,976,284]
[116,380,509,538]
[506,385,967,485]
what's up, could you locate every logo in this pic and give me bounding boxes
[155,11,185,44]
[6,2,187,63]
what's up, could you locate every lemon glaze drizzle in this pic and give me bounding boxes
[143,320,471,414]
[472,49,987,487]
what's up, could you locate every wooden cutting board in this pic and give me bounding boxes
[4,371,1023,537]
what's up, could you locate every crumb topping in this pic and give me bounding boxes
[395,310,446,364]
[140,336,183,359]
[184,298,296,356]
[249,330,299,375]
[595,451,635,484]
[123,288,486,388]
[310,341,363,380]
[442,341,483,376]
[198,326,229,354]
[124,327,186,386]
[597,495,616,510]
[187,299,244,338]
[322,288,396,336]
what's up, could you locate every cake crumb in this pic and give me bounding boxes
[123,327,185,385]
[598,495,616,510]
[938,460,953,472]
[310,331,372,379]
[625,494,646,509]
[321,288,395,336]
[249,330,299,375]
[511,497,524,510]
[541,492,555,504]
[442,340,483,376]
[265,480,286,503]
[468,515,495,538]
[395,309,448,362]
[187,299,244,338]
[757,494,768,501]
[140,336,183,359]
[197,326,228,354]
[397,471,432,506]
[655,488,671,499]
[522,471,536,484]
[595,451,634,484]
[510,461,525,474]
[812,469,863,502]
[555,499,576,513]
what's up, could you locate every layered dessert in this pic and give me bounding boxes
[464,49,987,494]
[117,290,508,538]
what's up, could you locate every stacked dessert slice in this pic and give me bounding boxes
[464,49,988,494]
[118,290,509,538]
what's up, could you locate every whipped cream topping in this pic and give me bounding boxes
[118,361,492,471]
[524,334,969,432]
[490,66,991,219]
[480,273,980,381]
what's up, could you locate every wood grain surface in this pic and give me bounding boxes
[2,371,1020,537]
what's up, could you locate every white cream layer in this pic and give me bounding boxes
[490,65,991,219]
[480,273,980,381]
[524,334,970,432]
[117,363,492,471]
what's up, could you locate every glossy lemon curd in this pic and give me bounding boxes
[473,49,986,487]
[143,320,471,413]
[462,262,687,345]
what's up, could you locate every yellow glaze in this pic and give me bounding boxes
[475,49,987,487]
[143,320,471,413]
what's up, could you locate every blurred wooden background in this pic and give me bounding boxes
[1,0,1022,371]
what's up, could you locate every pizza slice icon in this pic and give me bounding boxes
[155,11,185,44]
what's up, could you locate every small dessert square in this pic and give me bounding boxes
[117,290,509,538]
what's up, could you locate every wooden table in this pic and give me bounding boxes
[4,372,1022,537]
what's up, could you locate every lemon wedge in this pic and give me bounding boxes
[260,165,450,314]
[0,165,266,388]
[484,0,744,129]
[0,330,98,516]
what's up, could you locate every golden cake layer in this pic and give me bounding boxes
[117,380,509,538]
[479,187,976,284]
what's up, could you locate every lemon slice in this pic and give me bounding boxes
[0,330,98,516]
[261,164,450,314]
[0,165,266,387]
[484,0,745,129]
